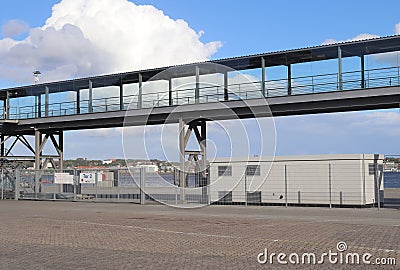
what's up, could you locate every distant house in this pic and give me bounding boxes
[102,159,115,165]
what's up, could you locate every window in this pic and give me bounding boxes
[246,165,260,176]
[218,191,232,203]
[218,166,232,176]
[369,163,383,175]
[247,191,261,203]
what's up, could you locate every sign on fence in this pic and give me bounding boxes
[54,173,74,184]
[79,172,103,184]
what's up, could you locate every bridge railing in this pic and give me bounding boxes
[3,66,400,120]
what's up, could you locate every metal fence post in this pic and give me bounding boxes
[329,163,332,208]
[244,174,247,206]
[362,154,366,205]
[175,185,178,205]
[117,169,120,201]
[73,169,77,201]
[207,180,210,205]
[375,163,380,210]
[95,171,98,201]
[35,169,38,199]
[15,169,20,200]
[140,167,146,205]
[284,165,288,207]
[1,168,4,200]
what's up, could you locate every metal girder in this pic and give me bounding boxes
[33,130,63,171]
[178,119,207,192]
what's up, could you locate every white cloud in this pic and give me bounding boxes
[0,0,222,84]
[396,23,400,34]
[1,19,29,38]
[322,33,380,45]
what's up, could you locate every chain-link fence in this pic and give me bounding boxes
[14,168,209,206]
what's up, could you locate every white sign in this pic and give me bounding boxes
[79,172,96,184]
[54,173,74,184]
[79,172,103,184]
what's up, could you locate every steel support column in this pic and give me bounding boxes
[287,64,292,95]
[169,77,173,106]
[179,118,186,201]
[5,92,9,120]
[261,57,266,97]
[195,66,200,104]
[119,79,124,111]
[360,55,365,89]
[223,71,228,101]
[338,46,343,91]
[58,131,64,170]
[76,89,80,114]
[88,80,93,113]
[0,134,4,156]
[31,129,64,194]
[138,74,143,109]
[45,86,49,117]
[34,129,41,193]
[37,94,41,118]
[178,119,207,190]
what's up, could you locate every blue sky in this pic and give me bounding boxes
[1,0,400,159]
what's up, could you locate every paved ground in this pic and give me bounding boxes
[0,200,399,269]
[385,188,400,209]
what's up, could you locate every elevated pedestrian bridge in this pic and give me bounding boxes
[0,35,399,188]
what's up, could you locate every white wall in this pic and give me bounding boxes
[209,154,384,206]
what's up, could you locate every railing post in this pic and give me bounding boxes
[312,76,315,93]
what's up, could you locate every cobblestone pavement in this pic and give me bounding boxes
[0,201,399,269]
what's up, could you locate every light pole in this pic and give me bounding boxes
[33,70,41,84]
